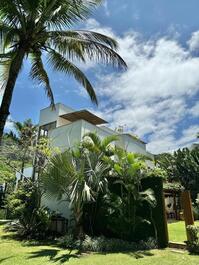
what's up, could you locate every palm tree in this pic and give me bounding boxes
[42,148,109,238]
[82,132,118,158]
[14,119,37,180]
[0,0,127,144]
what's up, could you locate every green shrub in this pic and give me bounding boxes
[193,199,199,220]
[0,208,6,219]
[57,235,157,252]
[186,225,199,254]
[6,180,51,239]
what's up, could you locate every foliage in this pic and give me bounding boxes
[58,234,157,252]
[6,180,51,239]
[193,198,199,220]
[43,136,158,241]
[14,119,38,180]
[156,147,199,199]
[163,181,184,192]
[42,146,110,238]
[104,149,156,241]
[0,0,126,104]
[141,177,169,248]
[186,225,199,253]
[147,167,168,179]
[0,208,6,219]
[0,135,21,208]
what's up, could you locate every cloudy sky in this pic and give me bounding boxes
[1,0,199,154]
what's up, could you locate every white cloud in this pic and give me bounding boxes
[188,31,199,51]
[102,0,110,17]
[83,20,199,154]
[188,101,199,117]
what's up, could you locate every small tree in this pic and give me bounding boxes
[42,147,109,238]
[106,148,156,240]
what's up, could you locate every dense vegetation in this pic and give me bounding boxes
[156,147,199,200]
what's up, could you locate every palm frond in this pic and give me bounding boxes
[83,132,101,148]
[30,52,54,106]
[48,33,127,69]
[49,30,118,49]
[39,0,103,30]
[48,49,98,104]
[101,135,118,150]
[0,0,25,28]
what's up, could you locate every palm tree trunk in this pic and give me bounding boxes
[0,48,26,145]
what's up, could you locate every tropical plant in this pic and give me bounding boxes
[156,147,199,200]
[6,179,51,238]
[42,147,110,238]
[0,0,127,143]
[105,148,157,240]
[186,225,199,253]
[57,234,157,252]
[14,119,37,180]
[82,132,118,157]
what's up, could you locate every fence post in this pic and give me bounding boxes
[181,190,194,240]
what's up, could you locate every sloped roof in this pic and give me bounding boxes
[60,110,107,125]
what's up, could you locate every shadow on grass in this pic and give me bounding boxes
[90,249,154,259]
[127,250,154,259]
[28,249,79,263]
[0,256,13,264]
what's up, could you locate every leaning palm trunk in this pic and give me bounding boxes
[0,48,25,144]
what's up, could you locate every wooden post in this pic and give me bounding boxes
[181,191,194,240]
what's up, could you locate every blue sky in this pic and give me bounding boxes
[1,0,199,153]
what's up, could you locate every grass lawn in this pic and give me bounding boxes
[0,223,199,265]
[168,221,199,242]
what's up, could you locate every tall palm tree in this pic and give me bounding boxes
[14,119,37,179]
[0,0,127,144]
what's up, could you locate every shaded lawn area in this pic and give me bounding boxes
[168,221,199,243]
[0,224,199,265]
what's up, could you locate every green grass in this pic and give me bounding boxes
[168,221,199,243]
[0,224,198,265]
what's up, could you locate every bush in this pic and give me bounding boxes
[186,225,199,254]
[193,199,199,220]
[57,234,157,252]
[6,180,52,239]
[0,208,6,219]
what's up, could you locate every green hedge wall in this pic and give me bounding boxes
[142,177,169,248]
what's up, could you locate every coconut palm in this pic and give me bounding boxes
[0,0,127,144]
[42,148,109,238]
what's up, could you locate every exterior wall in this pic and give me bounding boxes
[117,134,146,155]
[48,120,82,151]
[81,120,112,139]
[56,117,71,127]
[39,103,74,127]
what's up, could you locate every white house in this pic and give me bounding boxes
[17,103,154,219]
[39,103,153,157]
